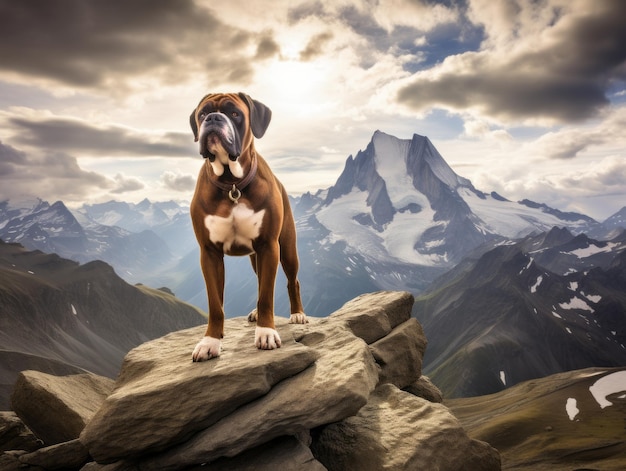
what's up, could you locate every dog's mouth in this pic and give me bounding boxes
[199,127,239,161]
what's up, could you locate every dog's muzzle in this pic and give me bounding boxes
[198,112,241,161]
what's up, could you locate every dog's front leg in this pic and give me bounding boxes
[192,247,225,361]
[253,240,282,350]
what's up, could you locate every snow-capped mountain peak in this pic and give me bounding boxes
[302,131,600,271]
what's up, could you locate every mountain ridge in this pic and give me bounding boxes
[2,130,624,319]
[0,240,205,409]
[415,228,626,398]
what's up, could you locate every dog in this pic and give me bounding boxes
[189,92,308,361]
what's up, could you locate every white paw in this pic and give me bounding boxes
[192,336,222,362]
[255,327,282,350]
[289,312,309,324]
[247,309,258,323]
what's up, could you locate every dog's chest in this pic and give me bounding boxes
[204,203,265,254]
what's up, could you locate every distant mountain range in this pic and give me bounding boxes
[416,227,626,398]
[1,130,625,401]
[0,240,205,409]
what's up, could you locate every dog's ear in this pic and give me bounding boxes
[238,92,272,139]
[190,110,199,142]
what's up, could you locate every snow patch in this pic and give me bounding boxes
[552,312,562,319]
[569,242,618,258]
[559,297,594,312]
[589,371,626,409]
[71,304,77,316]
[530,276,543,293]
[566,398,579,420]
[499,370,506,386]
[581,292,602,303]
[568,281,578,291]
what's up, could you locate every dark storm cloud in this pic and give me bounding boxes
[8,116,194,157]
[397,1,626,123]
[0,0,271,89]
[0,141,111,201]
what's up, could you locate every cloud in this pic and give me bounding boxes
[256,34,281,60]
[527,105,626,159]
[299,32,334,61]
[396,0,626,124]
[160,170,196,192]
[6,114,194,157]
[111,173,145,194]
[0,140,111,201]
[0,0,274,92]
[0,140,27,175]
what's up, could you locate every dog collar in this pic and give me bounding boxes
[206,156,258,203]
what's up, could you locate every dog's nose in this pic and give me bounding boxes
[205,112,226,124]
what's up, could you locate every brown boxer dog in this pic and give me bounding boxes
[189,92,308,361]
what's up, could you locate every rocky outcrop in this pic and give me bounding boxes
[2,291,501,470]
[312,384,500,471]
[0,411,41,453]
[11,371,114,445]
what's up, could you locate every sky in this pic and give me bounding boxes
[0,0,625,220]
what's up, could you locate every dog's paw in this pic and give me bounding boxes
[289,312,309,324]
[192,336,222,362]
[247,309,258,323]
[255,327,282,350]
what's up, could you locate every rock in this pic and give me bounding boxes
[329,291,414,343]
[370,318,426,389]
[0,452,24,471]
[311,384,501,471]
[18,439,90,470]
[188,434,327,471]
[404,375,444,403]
[137,321,379,470]
[0,411,42,452]
[81,321,321,462]
[10,371,114,445]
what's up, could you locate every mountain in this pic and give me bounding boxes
[414,229,626,398]
[278,130,605,316]
[448,366,626,470]
[602,206,626,233]
[0,240,205,409]
[75,199,196,258]
[302,131,598,265]
[1,132,621,320]
[179,130,613,319]
[0,197,175,283]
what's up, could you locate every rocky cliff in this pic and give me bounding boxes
[1,291,500,470]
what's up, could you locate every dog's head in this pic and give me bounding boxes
[190,92,271,178]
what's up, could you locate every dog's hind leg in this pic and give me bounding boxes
[279,190,308,325]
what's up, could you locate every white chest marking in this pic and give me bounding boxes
[204,204,265,253]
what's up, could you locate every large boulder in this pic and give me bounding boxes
[82,292,415,466]
[81,321,321,462]
[311,384,501,471]
[10,371,114,445]
[138,321,380,470]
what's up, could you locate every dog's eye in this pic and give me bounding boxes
[231,111,239,118]
[198,112,206,120]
